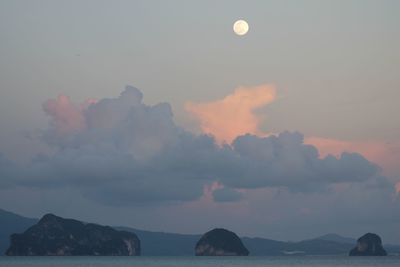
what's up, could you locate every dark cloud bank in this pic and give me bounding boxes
[0,86,393,206]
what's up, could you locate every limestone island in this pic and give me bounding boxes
[6,213,140,256]
[195,228,249,256]
[349,233,387,256]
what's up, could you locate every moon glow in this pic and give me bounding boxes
[233,20,249,36]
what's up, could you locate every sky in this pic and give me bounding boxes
[1,0,400,243]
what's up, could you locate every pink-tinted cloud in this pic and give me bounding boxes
[396,182,400,194]
[185,84,276,144]
[202,182,224,202]
[185,84,400,180]
[305,137,400,178]
[43,95,97,136]
[43,95,86,135]
[42,95,98,150]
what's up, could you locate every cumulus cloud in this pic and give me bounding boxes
[33,86,218,203]
[305,137,400,178]
[186,85,400,182]
[220,132,380,192]
[396,182,400,195]
[42,95,95,146]
[185,84,276,144]
[0,86,391,206]
[212,187,243,202]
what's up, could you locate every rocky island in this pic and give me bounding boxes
[195,228,249,256]
[6,213,140,256]
[349,233,387,256]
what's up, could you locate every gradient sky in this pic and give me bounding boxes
[1,0,400,243]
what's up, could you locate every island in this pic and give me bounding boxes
[6,213,140,256]
[195,228,249,256]
[349,233,387,256]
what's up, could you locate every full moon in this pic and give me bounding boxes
[233,19,249,36]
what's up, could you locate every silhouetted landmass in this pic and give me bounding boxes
[0,209,38,255]
[116,226,200,256]
[120,227,357,256]
[6,214,140,256]
[349,233,387,256]
[1,208,400,256]
[316,233,356,244]
[195,228,249,256]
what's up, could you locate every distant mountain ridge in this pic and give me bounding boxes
[114,227,400,256]
[0,209,38,255]
[1,208,400,256]
[115,226,200,256]
[316,233,356,244]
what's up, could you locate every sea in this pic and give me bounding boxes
[1,256,400,267]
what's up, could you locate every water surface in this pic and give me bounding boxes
[1,256,400,267]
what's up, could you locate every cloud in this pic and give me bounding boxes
[185,84,276,144]
[185,84,400,186]
[32,86,218,203]
[43,95,86,134]
[0,153,18,188]
[212,187,243,202]
[42,95,90,147]
[305,137,400,178]
[2,85,400,244]
[396,182,400,194]
[0,86,391,206]
[43,87,398,182]
[220,132,380,192]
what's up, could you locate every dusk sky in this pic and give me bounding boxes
[1,0,400,243]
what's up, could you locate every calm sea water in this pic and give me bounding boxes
[1,256,400,267]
